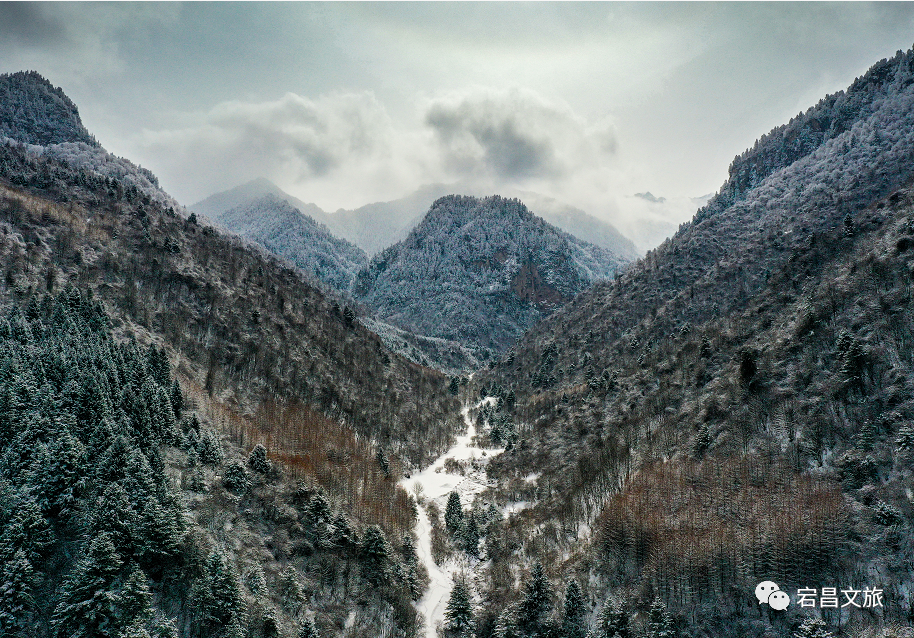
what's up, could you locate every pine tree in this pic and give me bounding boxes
[0,549,35,635]
[645,597,675,638]
[360,524,392,586]
[444,577,474,637]
[592,599,629,638]
[262,608,280,638]
[248,443,271,474]
[462,515,480,558]
[118,567,153,627]
[401,533,422,600]
[493,603,518,638]
[560,580,586,638]
[445,491,464,535]
[50,532,124,638]
[299,616,321,638]
[517,563,552,638]
[191,551,245,635]
[0,496,54,563]
[377,447,391,478]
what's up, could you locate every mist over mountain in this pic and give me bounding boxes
[0,70,460,637]
[353,194,628,353]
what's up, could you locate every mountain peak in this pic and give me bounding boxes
[0,70,99,147]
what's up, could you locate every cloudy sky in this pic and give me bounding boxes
[2,2,913,238]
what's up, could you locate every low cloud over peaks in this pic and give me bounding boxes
[424,87,617,182]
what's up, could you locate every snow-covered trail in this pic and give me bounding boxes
[399,399,502,638]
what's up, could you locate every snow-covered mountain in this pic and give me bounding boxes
[211,194,368,294]
[353,194,630,353]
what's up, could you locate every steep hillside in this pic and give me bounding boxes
[0,292,429,637]
[215,194,368,295]
[464,48,914,637]
[0,130,460,469]
[353,194,628,354]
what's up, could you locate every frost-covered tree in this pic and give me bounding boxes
[793,618,834,638]
[298,616,321,638]
[559,580,586,638]
[517,563,553,638]
[0,549,36,634]
[50,532,124,638]
[190,551,245,636]
[444,577,474,637]
[645,597,675,638]
[592,599,629,638]
[360,524,392,586]
[248,443,271,474]
[445,491,464,535]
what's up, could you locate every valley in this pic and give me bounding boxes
[2,26,914,638]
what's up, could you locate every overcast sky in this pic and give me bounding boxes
[2,2,913,235]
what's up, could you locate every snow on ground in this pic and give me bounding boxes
[501,501,532,516]
[399,400,504,638]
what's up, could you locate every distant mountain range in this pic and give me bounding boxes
[191,179,639,258]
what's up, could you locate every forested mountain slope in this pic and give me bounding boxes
[0,71,98,147]
[465,47,914,637]
[215,194,368,295]
[353,194,628,354]
[0,292,429,637]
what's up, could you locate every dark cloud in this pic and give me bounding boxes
[425,88,615,182]
[0,3,64,46]
[135,91,400,204]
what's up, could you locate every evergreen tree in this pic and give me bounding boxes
[262,608,280,638]
[445,491,464,535]
[376,447,391,478]
[592,600,629,638]
[0,496,54,563]
[221,461,249,494]
[444,577,474,637]
[360,524,392,586]
[560,580,586,638]
[462,515,480,558]
[50,532,124,638]
[298,616,321,638]
[149,611,179,638]
[401,533,422,600]
[0,549,35,635]
[248,443,271,474]
[645,597,675,638]
[493,603,518,638]
[191,551,245,635]
[118,567,153,627]
[517,563,552,638]
[169,380,183,420]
